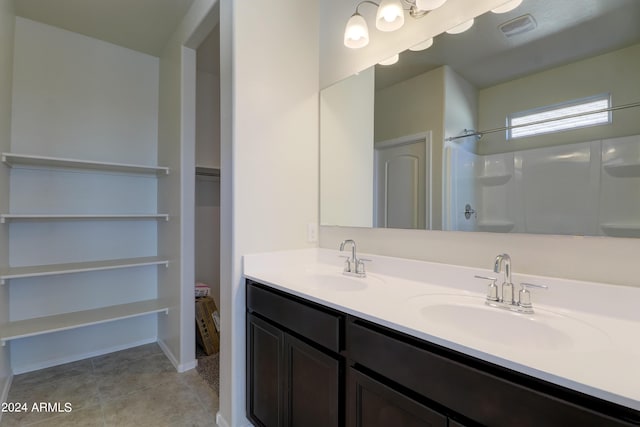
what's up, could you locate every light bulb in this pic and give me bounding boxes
[376,0,405,32]
[415,0,447,11]
[446,18,474,34]
[491,0,523,13]
[378,54,399,66]
[409,38,433,51]
[344,13,369,49]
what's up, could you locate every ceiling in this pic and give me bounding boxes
[375,0,640,90]
[14,0,196,57]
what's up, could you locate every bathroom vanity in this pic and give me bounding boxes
[244,249,640,427]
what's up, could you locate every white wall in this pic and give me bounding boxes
[442,66,478,230]
[478,43,640,155]
[157,0,217,372]
[196,27,220,169]
[9,17,161,373]
[0,0,15,406]
[219,0,320,425]
[11,18,158,163]
[320,67,374,227]
[318,2,640,290]
[375,67,445,228]
[195,27,221,309]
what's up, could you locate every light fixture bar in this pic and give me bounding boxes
[343,0,440,48]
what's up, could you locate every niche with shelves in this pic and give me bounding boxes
[2,153,170,354]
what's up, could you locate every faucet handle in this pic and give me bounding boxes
[518,282,548,309]
[474,275,498,302]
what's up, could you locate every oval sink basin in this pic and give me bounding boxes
[406,294,610,352]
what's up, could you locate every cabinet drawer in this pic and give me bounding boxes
[247,281,343,353]
[347,319,636,427]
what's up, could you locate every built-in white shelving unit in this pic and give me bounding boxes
[0,256,168,284]
[476,220,515,233]
[2,152,169,175]
[0,299,169,346]
[600,223,640,236]
[2,151,170,352]
[195,165,220,178]
[603,162,640,178]
[1,214,169,223]
[476,173,512,186]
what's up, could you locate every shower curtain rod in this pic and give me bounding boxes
[446,101,640,142]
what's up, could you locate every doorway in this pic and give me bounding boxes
[374,132,432,229]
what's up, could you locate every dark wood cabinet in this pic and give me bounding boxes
[347,317,640,427]
[246,281,344,427]
[284,334,340,427]
[247,280,640,427]
[347,367,447,427]
[247,314,285,427]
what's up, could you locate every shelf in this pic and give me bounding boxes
[0,299,169,346]
[0,214,169,223]
[2,152,169,175]
[476,221,515,233]
[475,173,512,186]
[603,163,640,178]
[196,166,220,178]
[0,256,169,285]
[601,223,640,237]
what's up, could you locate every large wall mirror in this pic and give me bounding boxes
[320,0,640,237]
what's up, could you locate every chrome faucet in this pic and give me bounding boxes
[494,253,513,304]
[475,253,548,314]
[339,239,366,277]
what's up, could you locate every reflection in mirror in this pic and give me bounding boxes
[320,0,640,237]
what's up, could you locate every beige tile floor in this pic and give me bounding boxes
[0,343,219,427]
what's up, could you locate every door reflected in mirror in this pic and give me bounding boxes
[320,0,640,237]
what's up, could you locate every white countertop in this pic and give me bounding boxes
[243,248,640,412]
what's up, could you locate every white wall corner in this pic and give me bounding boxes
[215,411,252,427]
[157,338,196,373]
[1,372,13,405]
[180,44,197,372]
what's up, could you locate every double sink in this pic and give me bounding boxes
[294,268,609,352]
[243,247,640,411]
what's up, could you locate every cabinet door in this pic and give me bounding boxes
[247,314,285,427]
[347,368,447,427]
[284,334,341,427]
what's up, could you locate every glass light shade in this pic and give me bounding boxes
[446,18,474,34]
[491,0,523,13]
[415,0,447,11]
[344,13,369,48]
[409,38,433,51]
[378,53,399,66]
[376,0,405,32]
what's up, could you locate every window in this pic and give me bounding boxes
[508,94,611,140]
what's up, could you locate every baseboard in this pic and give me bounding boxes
[215,411,230,427]
[215,411,253,427]
[11,337,157,375]
[0,372,14,423]
[157,339,197,373]
[0,372,11,403]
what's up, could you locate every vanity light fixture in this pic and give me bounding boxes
[446,18,474,34]
[409,37,433,51]
[491,0,523,14]
[416,0,447,11]
[344,0,448,48]
[376,0,405,32]
[378,53,400,65]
